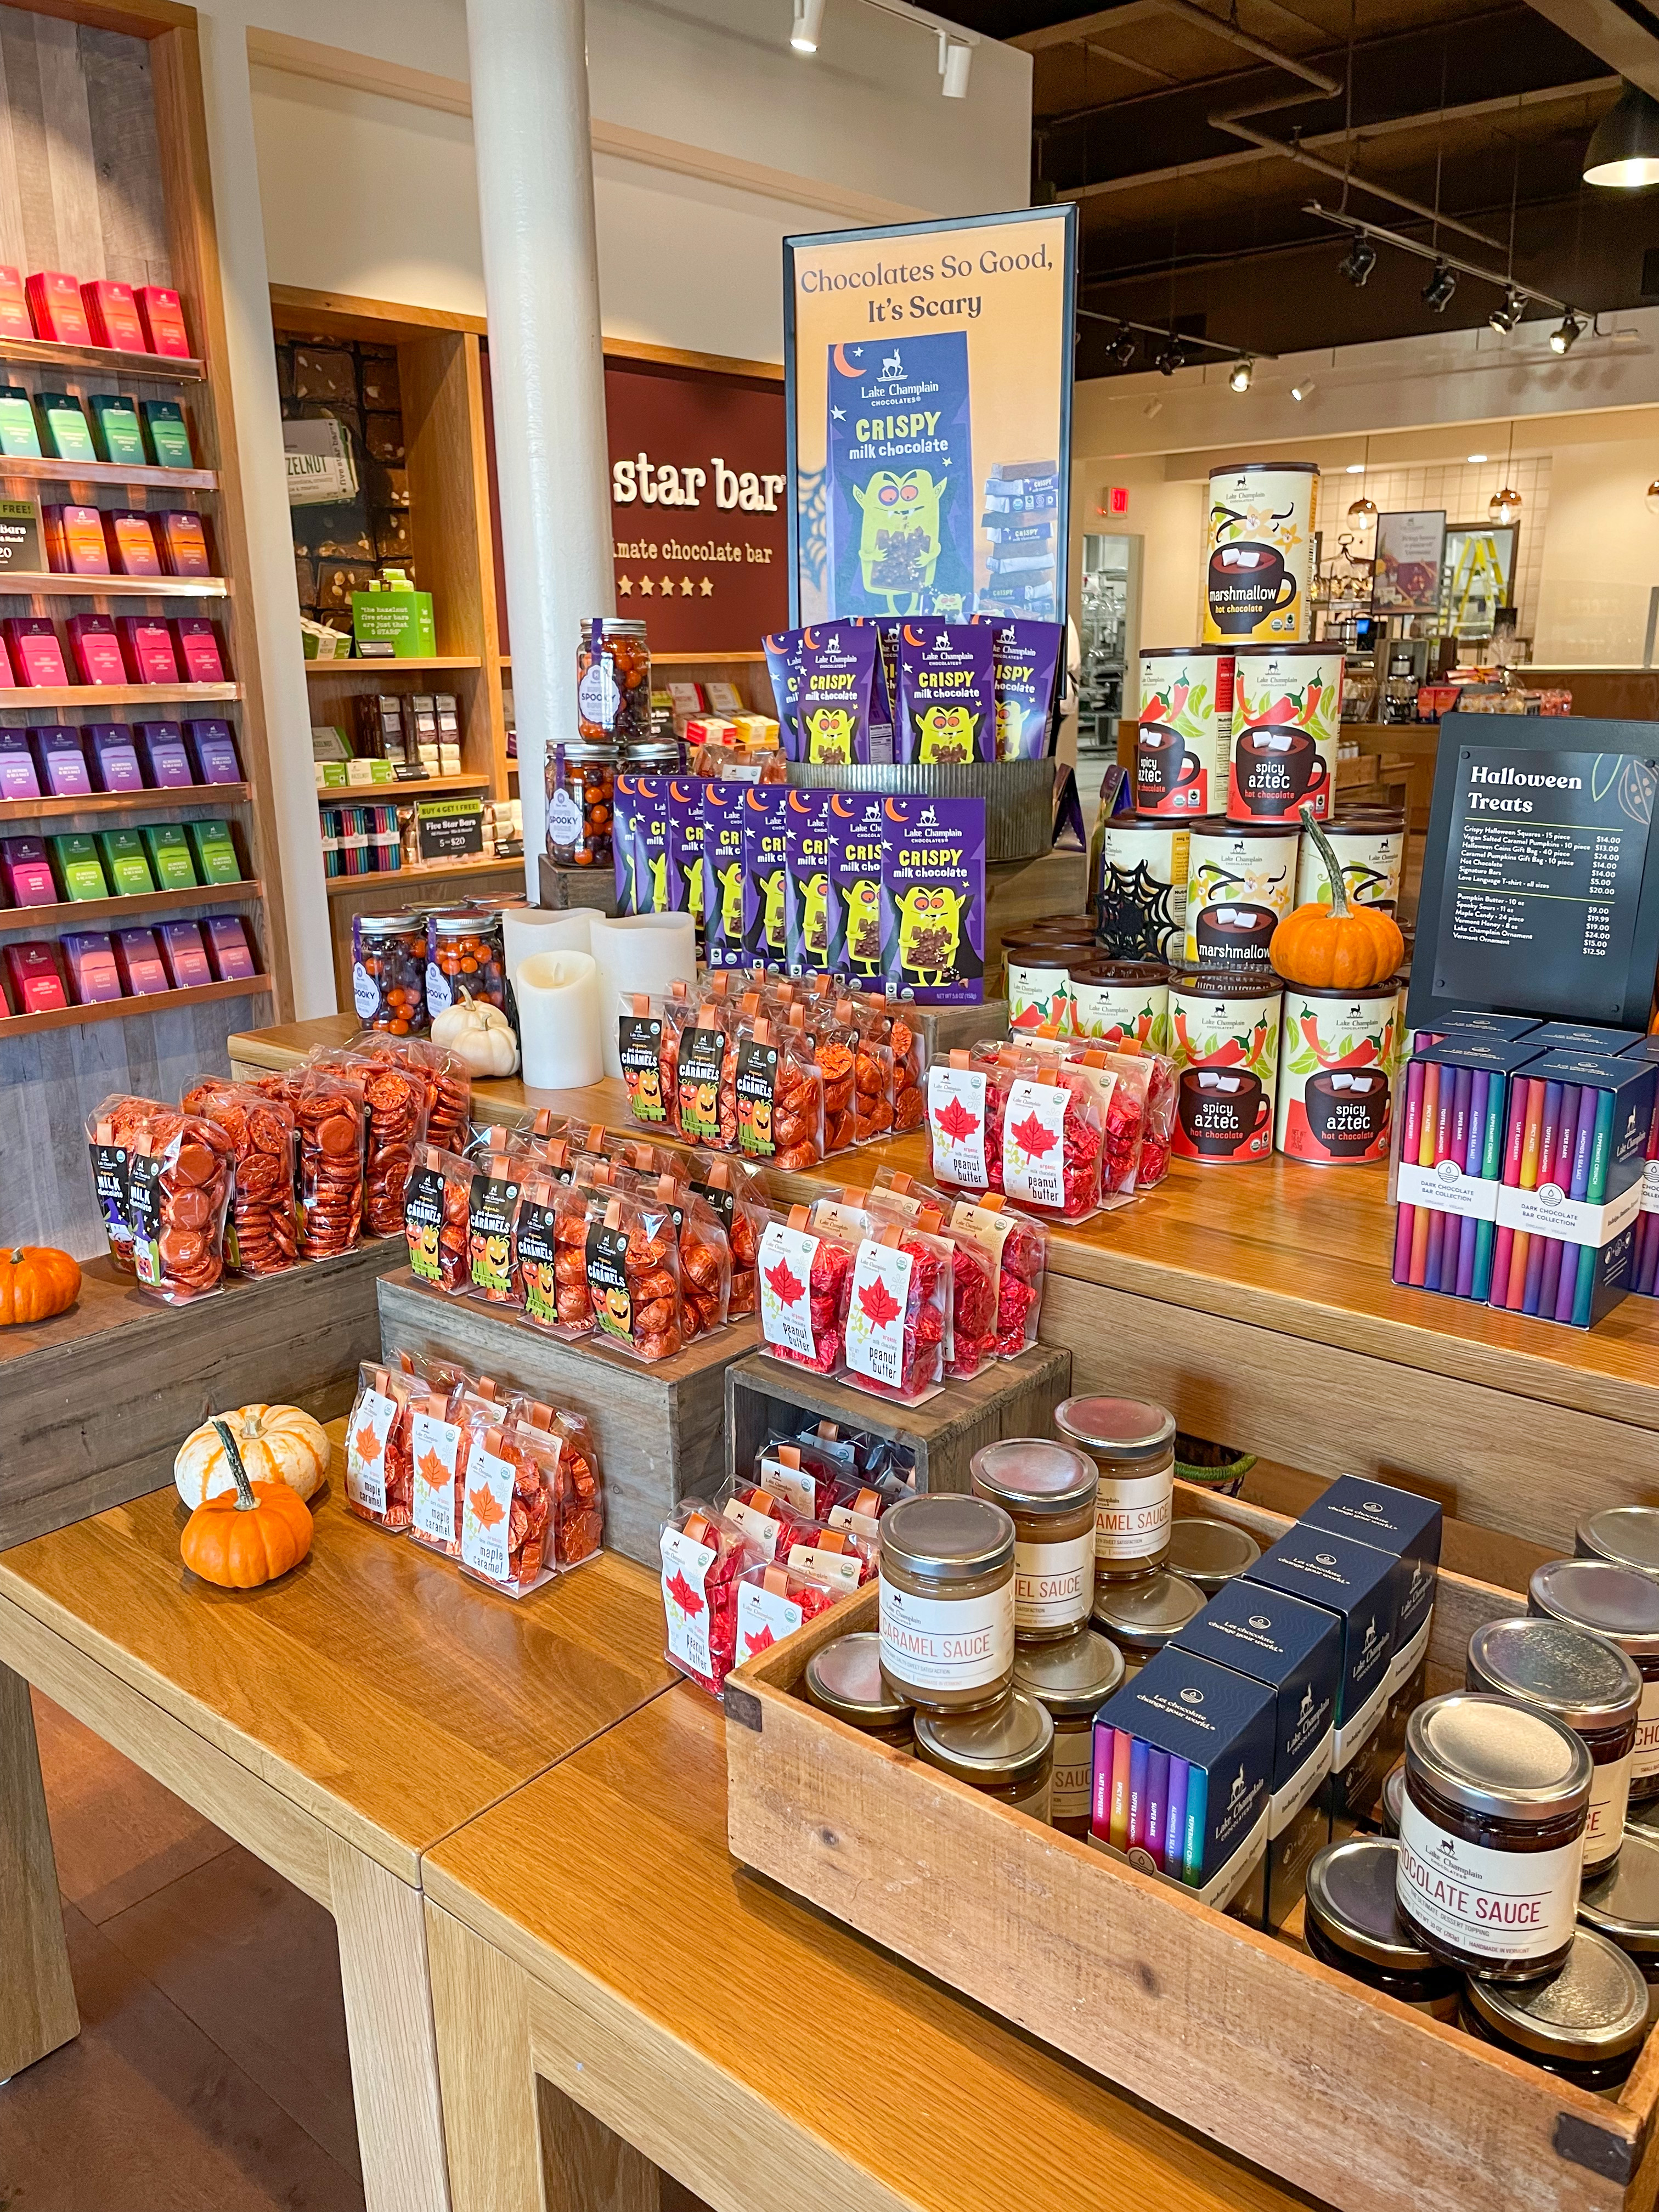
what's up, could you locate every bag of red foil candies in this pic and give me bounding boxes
[860,1176,998,1381]
[946,1190,1047,1357]
[661,1499,759,1697]
[734,1558,843,1665]
[755,1203,860,1375]
[839,1218,951,1408]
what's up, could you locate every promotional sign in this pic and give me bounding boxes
[785,206,1076,628]
[1372,510,1446,614]
[603,355,788,650]
[1410,716,1659,1034]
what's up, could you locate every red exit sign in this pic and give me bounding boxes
[1101,485,1129,517]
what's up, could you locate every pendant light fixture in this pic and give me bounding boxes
[1489,421,1522,526]
[1645,478,1659,516]
[1584,82,1659,189]
[1348,436,1377,521]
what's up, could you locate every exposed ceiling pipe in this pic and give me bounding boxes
[1155,0,1340,91]
[1213,109,1514,250]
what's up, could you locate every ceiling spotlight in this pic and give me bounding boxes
[1489,486,1523,524]
[1421,261,1458,313]
[1550,309,1584,355]
[1584,81,1659,188]
[1154,338,1187,376]
[1345,463,1366,475]
[1339,234,1378,287]
[1468,453,1488,462]
[940,36,972,97]
[1290,379,1315,402]
[791,0,824,51]
[1489,289,1521,335]
[1109,328,1137,370]
[1228,357,1252,393]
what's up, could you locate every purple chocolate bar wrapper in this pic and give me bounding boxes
[797,624,881,766]
[763,627,806,760]
[879,795,986,1005]
[896,621,996,765]
[0,729,40,801]
[740,781,791,972]
[783,787,835,976]
[826,790,886,987]
[972,614,1064,760]
[610,770,640,915]
[664,775,707,934]
[701,781,747,968]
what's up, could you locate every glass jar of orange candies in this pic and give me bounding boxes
[576,617,651,749]
[426,906,509,1019]
[352,910,429,1035]
[546,740,617,867]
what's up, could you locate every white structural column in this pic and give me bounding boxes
[466,0,614,904]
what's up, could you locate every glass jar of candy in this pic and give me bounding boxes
[426,906,509,1019]
[546,741,617,868]
[577,617,652,748]
[351,910,429,1034]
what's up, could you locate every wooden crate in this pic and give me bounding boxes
[3,1240,400,1546]
[725,1485,1659,2212]
[725,1344,1071,1496]
[377,1266,759,1567]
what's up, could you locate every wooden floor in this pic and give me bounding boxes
[4,1691,364,2212]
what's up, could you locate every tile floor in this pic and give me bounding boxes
[3,1691,363,2212]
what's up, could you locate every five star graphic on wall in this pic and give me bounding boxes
[637,577,653,596]
[700,578,713,595]
[618,575,633,595]
[612,574,719,599]
[681,577,693,595]
[661,575,676,595]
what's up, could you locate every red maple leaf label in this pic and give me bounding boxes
[1010,1111,1058,1158]
[665,1567,704,1616]
[934,1093,980,1142]
[857,1273,902,1328]
[466,1483,505,1530]
[765,1255,805,1305]
[353,1419,384,1463]
[416,1446,449,1492]
[743,1623,776,1656]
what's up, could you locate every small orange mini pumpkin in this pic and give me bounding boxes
[1271,806,1404,991]
[180,1418,313,1589]
[0,1245,80,1326]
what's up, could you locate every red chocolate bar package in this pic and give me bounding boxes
[2,834,56,904]
[3,939,69,1014]
[157,510,211,577]
[104,510,161,577]
[68,614,127,686]
[26,270,92,344]
[81,278,145,351]
[136,285,191,358]
[4,618,69,686]
[116,616,179,684]
[171,616,224,682]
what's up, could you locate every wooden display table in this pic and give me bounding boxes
[0,1420,673,2212]
[421,1684,1313,2212]
[229,1017,1659,1559]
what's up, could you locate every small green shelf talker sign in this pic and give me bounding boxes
[351,589,437,657]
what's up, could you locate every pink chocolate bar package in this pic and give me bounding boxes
[62,931,123,1004]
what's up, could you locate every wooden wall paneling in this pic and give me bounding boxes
[34,14,101,275]
[79,26,168,279]
[149,16,292,1018]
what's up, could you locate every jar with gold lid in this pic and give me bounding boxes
[971,1437,1097,1642]
[1530,1558,1659,1807]
[1054,1395,1176,1584]
[1014,1628,1124,1834]
[805,1632,914,1747]
[1304,1837,1460,2019]
[879,1492,1015,1716]
[1166,1514,1261,1596]
[914,1688,1055,1818]
[1467,1615,1640,1874]
[1091,1570,1205,1678]
[1460,1930,1649,2089]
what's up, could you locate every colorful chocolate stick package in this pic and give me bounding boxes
[973,614,1064,760]
[879,796,987,1005]
[665,777,708,942]
[702,780,748,969]
[763,627,806,760]
[797,624,878,766]
[740,781,791,973]
[825,790,885,987]
[784,787,835,978]
[896,622,995,765]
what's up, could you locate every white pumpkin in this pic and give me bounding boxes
[174,1403,331,1508]
[431,989,519,1076]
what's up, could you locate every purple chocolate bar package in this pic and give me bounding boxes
[740,781,791,971]
[702,780,747,968]
[665,776,707,940]
[783,786,834,976]
[763,627,806,760]
[879,795,986,1005]
[826,791,887,987]
[972,614,1064,760]
[796,625,880,766]
[895,623,995,765]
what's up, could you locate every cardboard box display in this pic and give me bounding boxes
[134,722,191,788]
[88,394,146,466]
[0,730,42,801]
[103,509,161,577]
[156,510,210,576]
[1527,1022,1646,1054]
[43,503,110,576]
[83,723,143,792]
[68,613,128,686]
[1,834,55,905]
[97,828,156,898]
[26,270,92,345]
[140,821,198,891]
[61,930,122,1004]
[0,266,30,341]
[35,392,95,463]
[183,719,240,784]
[1173,1581,1341,1929]
[1091,1646,1277,1908]
[138,400,194,470]
[202,912,256,980]
[81,279,145,351]
[4,617,69,687]
[117,617,179,685]
[47,831,109,901]
[27,724,90,798]
[1243,1527,1401,1830]
[157,918,211,988]
[113,926,169,995]
[185,818,240,884]
[3,939,69,1013]
[0,386,41,458]
[171,617,224,683]
[136,286,191,358]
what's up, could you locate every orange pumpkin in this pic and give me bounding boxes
[1271,807,1404,991]
[0,1245,81,1326]
[180,1418,313,1589]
